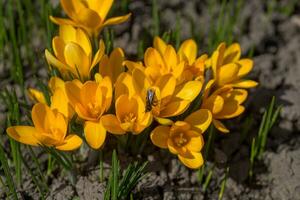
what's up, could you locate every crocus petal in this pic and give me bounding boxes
[101,114,125,134]
[156,74,176,100]
[154,117,174,125]
[144,48,165,70]
[77,8,102,28]
[51,88,74,119]
[59,25,76,43]
[178,39,197,64]
[116,95,138,122]
[52,36,66,62]
[175,81,202,101]
[202,95,224,115]
[61,0,86,18]
[49,16,78,26]
[97,0,113,20]
[90,40,105,71]
[32,103,55,133]
[98,76,112,111]
[212,119,229,133]
[102,13,131,26]
[103,48,125,83]
[27,88,47,104]
[153,36,167,55]
[184,109,212,134]
[160,99,190,117]
[223,43,241,64]
[80,81,99,106]
[7,126,39,146]
[56,134,83,151]
[45,49,69,73]
[231,80,258,88]
[115,72,135,99]
[186,134,204,152]
[123,60,145,72]
[227,89,248,104]
[132,68,151,94]
[215,102,245,119]
[150,125,170,148]
[48,77,65,92]
[217,63,239,86]
[65,80,83,107]
[76,28,92,56]
[163,45,178,70]
[84,121,106,149]
[64,43,90,79]
[237,59,253,78]
[178,152,204,169]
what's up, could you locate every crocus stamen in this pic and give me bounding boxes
[87,102,102,118]
[124,112,137,123]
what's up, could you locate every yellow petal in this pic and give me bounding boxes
[95,0,113,20]
[102,48,125,83]
[27,88,47,104]
[98,76,112,111]
[64,43,90,79]
[153,36,167,55]
[237,59,253,77]
[203,80,215,100]
[160,99,190,118]
[52,36,66,62]
[116,95,138,122]
[154,116,174,125]
[32,103,55,133]
[80,81,99,106]
[217,63,239,86]
[213,119,229,133]
[184,109,212,134]
[7,126,39,146]
[60,0,86,18]
[163,45,178,70]
[48,76,65,92]
[215,102,245,119]
[65,80,83,107]
[150,125,170,148]
[178,39,197,64]
[156,74,176,100]
[90,40,105,71]
[115,72,135,99]
[223,43,241,64]
[45,49,69,73]
[101,114,125,134]
[132,68,151,94]
[231,80,258,88]
[172,61,185,79]
[51,88,74,119]
[84,121,106,149]
[102,13,131,26]
[56,134,83,151]
[59,25,76,43]
[178,151,204,169]
[186,134,204,152]
[175,80,202,101]
[123,60,145,72]
[144,48,165,70]
[202,95,224,114]
[77,8,101,28]
[226,89,248,104]
[49,16,77,26]
[76,28,92,56]
[53,111,68,139]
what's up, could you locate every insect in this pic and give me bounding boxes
[145,88,158,112]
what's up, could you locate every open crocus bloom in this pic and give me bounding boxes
[101,94,152,134]
[151,109,212,169]
[50,0,131,36]
[65,77,112,149]
[7,103,82,151]
[209,42,258,88]
[154,36,207,83]
[45,25,104,81]
[201,80,248,133]
[130,68,202,125]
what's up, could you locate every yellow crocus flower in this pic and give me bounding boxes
[125,68,202,125]
[101,94,152,134]
[45,25,105,81]
[150,109,212,169]
[210,42,258,88]
[7,103,82,151]
[50,0,131,37]
[201,80,248,133]
[28,77,75,119]
[65,77,112,149]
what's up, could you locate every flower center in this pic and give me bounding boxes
[173,132,188,147]
[123,112,137,123]
[87,102,102,118]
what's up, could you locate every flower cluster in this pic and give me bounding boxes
[7,0,257,169]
